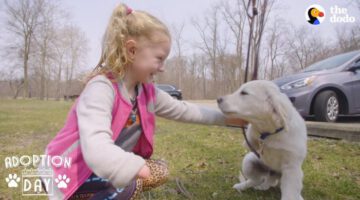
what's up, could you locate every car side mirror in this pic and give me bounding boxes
[348,62,360,72]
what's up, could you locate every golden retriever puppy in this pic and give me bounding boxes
[218,80,307,200]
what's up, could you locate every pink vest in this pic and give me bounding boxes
[45,76,156,199]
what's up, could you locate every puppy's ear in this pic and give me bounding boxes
[266,91,289,130]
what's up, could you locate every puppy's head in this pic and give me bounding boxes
[217,80,290,128]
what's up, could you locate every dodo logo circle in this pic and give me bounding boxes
[305,5,325,25]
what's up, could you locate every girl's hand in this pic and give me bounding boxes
[225,117,248,128]
[137,164,151,179]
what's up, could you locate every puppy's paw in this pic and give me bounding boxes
[233,183,246,192]
[269,179,279,187]
[239,172,246,182]
[254,183,270,191]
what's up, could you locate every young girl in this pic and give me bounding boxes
[39,4,246,200]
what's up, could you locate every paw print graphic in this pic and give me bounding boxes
[54,174,70,189]
[5,174,20,188]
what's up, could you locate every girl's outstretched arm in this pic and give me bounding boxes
[155,88,246,126]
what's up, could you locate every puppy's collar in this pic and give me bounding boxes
[260,127,284,140]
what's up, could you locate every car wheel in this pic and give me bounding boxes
[171,95,179,100]
[314,90,339,122]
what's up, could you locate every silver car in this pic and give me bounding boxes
[274,50,360,122]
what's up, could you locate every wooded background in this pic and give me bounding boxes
[0,0,88,100]
[0,0,359,100]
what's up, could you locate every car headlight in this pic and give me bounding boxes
[280,76,316,90]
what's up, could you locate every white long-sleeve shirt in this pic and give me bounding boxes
[76,75,226,188]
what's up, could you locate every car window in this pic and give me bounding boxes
[355,59,360,64]
[157,85,173,90]
[303,51,360,72]
[355,59,360,71]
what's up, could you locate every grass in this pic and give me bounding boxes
[0,99,359,200]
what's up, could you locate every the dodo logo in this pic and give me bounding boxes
[305,5,325,25]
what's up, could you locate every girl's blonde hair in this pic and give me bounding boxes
[87,3,170,82]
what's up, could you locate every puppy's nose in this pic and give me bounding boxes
[217,97,223,104]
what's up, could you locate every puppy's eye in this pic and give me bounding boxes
[240,91,249,95]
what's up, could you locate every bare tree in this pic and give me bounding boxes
[1,67,24,99]
[52,28,69,100]
[221,0,247,87]
[4,0,44,98]
[33,1,63,100]
[170,23,186,90]
[1,0,89,100]
[286,26,312,70]
[241,0,274,81]
[62,24,89,98]
[192,3,227,98]
[251,0,274,80]
[264,18,287,79]
[336,25,360,53]
[285,25,332,72]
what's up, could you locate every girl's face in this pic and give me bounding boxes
[127,34,171,83]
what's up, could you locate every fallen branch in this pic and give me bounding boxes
[175,177,193,199]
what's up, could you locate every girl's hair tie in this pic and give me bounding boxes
[126,7,133,15]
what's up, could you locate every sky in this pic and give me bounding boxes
[1,0,359,72]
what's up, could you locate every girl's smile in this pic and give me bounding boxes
[128,35,171,83]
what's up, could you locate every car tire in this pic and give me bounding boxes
[314,90,339,122]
